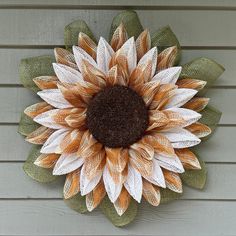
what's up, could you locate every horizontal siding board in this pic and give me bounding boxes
[0,10,236,46]
[0,0,236,7]
[0,48,231,86]
[1,126,233,162]
[0,163,234,199]
[0,88,232,124]
[0,200,235,235]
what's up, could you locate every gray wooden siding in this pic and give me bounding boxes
[0,1,235,235]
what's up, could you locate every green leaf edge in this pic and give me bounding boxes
[64,193,88,214]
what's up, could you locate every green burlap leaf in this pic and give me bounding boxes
[151,25,181,65]
[199,105,222,138]
[18,112,40,136]
[160,188,182,204]
[64,193,88,213]
[100,196,137,227]
[181,157,207,189]
[109,10,143,40]
[23,145,58,183]
[64,20,97,49]
[180,57,225,95]
[19,55,55,93]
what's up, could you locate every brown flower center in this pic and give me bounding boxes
[86,85,149,148]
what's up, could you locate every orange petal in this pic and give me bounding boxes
[175,148,201,170]
[114,187,131,216]
[64,169,81,199]
[176,78,206,91]
[157,46,177,71]
[33,76,58,90]
[54,48,77,69]
[65,109,87,129]
[163,169,182,193]
[136,29,151,61]
[81,60,106,88]
[150,83,177,110]
[34,153,60,168]
[183,97,209,112]
[24,102,53,118]
[26,126,54,144]
[86,180,106,211]
[110,23,128,51]
[106,65,118,86]
[186,122,211,138]
[60,129,82,154]
[147,110,169,131]
[78,32,97,60]
[142,179,160,206]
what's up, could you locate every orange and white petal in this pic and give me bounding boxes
[24,102,53,118]
[176,78,207,91]
[26,126,54,144]
[34,153,60,168]
[136,80,160,106]
[183,97,210,112]
[152,66,182,85]
[138,47,157,77]
[103,165,123,203]
[33,76,58,90]
[142,179,161,206]
[78,32,97,60]
[64,169,81,199]
[41,129,70,154]
[129,149,153,177]
[163,169,183,193]
[165,107,202,127]
[186,122,211,138]
[157,46,178,71]
[53,63,83,84]
[114,188,131,216]
[86,180,106,211]
[110,23,128,51]
[80,162,104,196]
[164,88,198,109]
[106,65,118,86]
[154,153,184,173]
[124,164,142,203]
[54,47,77,69]
[53,152,84,175]
[147,110,169,131]
[136,29,151,61]
[161,127,201,148]
[37,89,73,109]
[65,110,86,129]
[161,110,186,130]
[73,46,97,72]
[97,37,114,74]
[175,148,201,170]
[80,59,106,88]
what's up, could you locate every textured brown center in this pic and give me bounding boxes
[86,85,149,148]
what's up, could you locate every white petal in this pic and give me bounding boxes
[164,88,198,108]
[120,37,137,73]
[152,66,182,84]
[80,165,102,196]
[165,107,202,127]
[138,47,157,77]
[53,63,83,84]
[161,128,201,148]
[97,37,114,74]
[124,165,142,203]
[144,160,166,188]
[73,46,97,71]
[103,165,122,203]
[34,109,65,129]
[37,89,73,109]
[155,153,184,173]
[41,129,69,154]
[53,152,84,175]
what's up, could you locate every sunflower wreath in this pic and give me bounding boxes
[18,10,224,227]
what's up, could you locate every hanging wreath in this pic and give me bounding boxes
[18,10,224,226]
